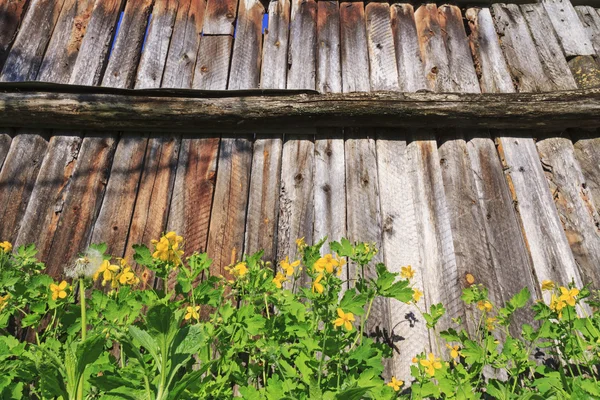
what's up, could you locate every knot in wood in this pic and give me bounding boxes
[322,184,330,193]
[226,12,234,19]
[431,66,438,74]
[201,65,208,73]
[294,173,303,183]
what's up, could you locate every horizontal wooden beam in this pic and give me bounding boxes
[1,88,600,132]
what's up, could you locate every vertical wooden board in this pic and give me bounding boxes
[376,131,430,380]
[574,134,600,218]
[542,0,595,57]
[340,2,370,93]
[520,3,578,91]
[438,5,480,93]
[69,0,124,86]
[414,4,453,92]
[365,3,399,91]
[0,0,28,70]
[203,0,238,35]
[390,4,427,92]
[316,1,341,93]
[0,132,11,170]
[0,133,48,241]
[491,4,554,92]
[101,0,153,89]
[207,136,253,276]
[465,8,515,94]
[192,35,233,90]
[576,5,600,56]
[37,0,95,83]
[43,134,117,276]
[135,0,178,89]
[0,0,66,81]
[162,0,207,89]
[228,0,264,90]
[261,0,290,90]
[287,0,317,90]
[14,134,81,254]
[244,135,283,261]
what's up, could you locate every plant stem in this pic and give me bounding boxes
[317,324,329,389]
[77,278,87,400]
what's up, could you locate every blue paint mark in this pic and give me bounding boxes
[141,14,152,53]
[262,13,268,34]
[108,11,124,58]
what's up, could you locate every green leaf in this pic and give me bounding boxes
[133,244,154,267]
[423,303,445,329]
[128,326,159,362]
[334,386,373,400]
[330,238,353,258]
[509,287,531,309]
[340,289,368,316]
[146,304,175,336]
[381,279,413,303]
[75,334,105,382]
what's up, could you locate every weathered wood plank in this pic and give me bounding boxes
[0,0,66,81]
[573,132,600,218]
[192,35,233,90]
[228,0,264,90]
[0,132,11,170]
[202,0,238,35]
[69,0,124,86]
[162,0,206,89]
[287,0,317,90]
[366,3,399,91]
[0,133,48,242]
[414,4,452,92]
[102,0,153,89]
[261,0,290,90]
[316,1,341,94]
[340,2,370,92]
[135,0,178,89]
[576,5,600,56]
[390,4,427,92]
[37,0,95,83]
[0,0,30,70]
[542,0,595,57]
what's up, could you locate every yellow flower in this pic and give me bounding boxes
[333,308,355,331]
[559,286,579,307]
[412,288,423,303]
[314,254,340,275]
[477,300,493,313]
[420,353,442,376]
[465,273,475,285]
[117,266,139,286]
[272,272,286,289]
[295,237,306,249]
[151,231,184,266]
[541,280,555,291]
[232,262,248,278]
[312,274,324,294]
[411,357,418,363]
[446,343,462,359]
[93,260,120,286]
[387,376,403,391]
[50,281,68,301]
[550,293,566,318]
[280,256,300,276]
[486,317,497,331]
[401,265,415,279]
[0,241,12,253]
[0,294,10,311]
[184,306,200,321]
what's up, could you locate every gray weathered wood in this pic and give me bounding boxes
[261,0,290,90]
[390,4,427,92]
[1,0,66,82]
[542,0,595,57]
[340,2,370,93]
[316,1,341,94]
[192,35,233,90]
[203,0,238,35]
[366,3,399,91]
[576,5,600,56]
[0,0,28,70]
[228,0,264,90]
[287,0,317,89]
[0,132,11,170]
[573,132,600,220]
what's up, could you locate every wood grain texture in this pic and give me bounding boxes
[576,5,600,56]
[573,132,600,219]
[261,0,290,90]
[101,0,153,89]
[366,3,399,91]
[69,0,124,86]
[161,0,206,89]
[316,1,341,94]
[37,0,95,83]
[287,0,317,89]
[228,0,264,90]
[135,0,178,89]
[192,35,233,90]
[0,132,11,170]
[203,0,238,35]
[542,0,595,57]
[340,2,370,93]
[414,4,452,92]
[0,133,48,242]
[390,4,427,92]
[1,0,66,82]
[0,0,28,70]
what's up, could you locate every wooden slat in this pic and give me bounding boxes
[340,2,370,93]
[135,0,178,89]
[202,0,238,35]
[0,133,48,242]
[542,0,595,57]
[366,3,399,91]
[576,5,600,56]
[192,35,233,90]
[414,4,452,92]
[287,0,317,90]
[69,0,124,86]
[390,4,427,92]
[228,0,264,90]
[161,0,207,89]
[0,132,11,170]
[0,0,30,70]
[0,0,66,81]
[260,0,291,90]
[316,1,341,94]
[37,0,95,83]
[101,0,153,89]
[573,132,600,221]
